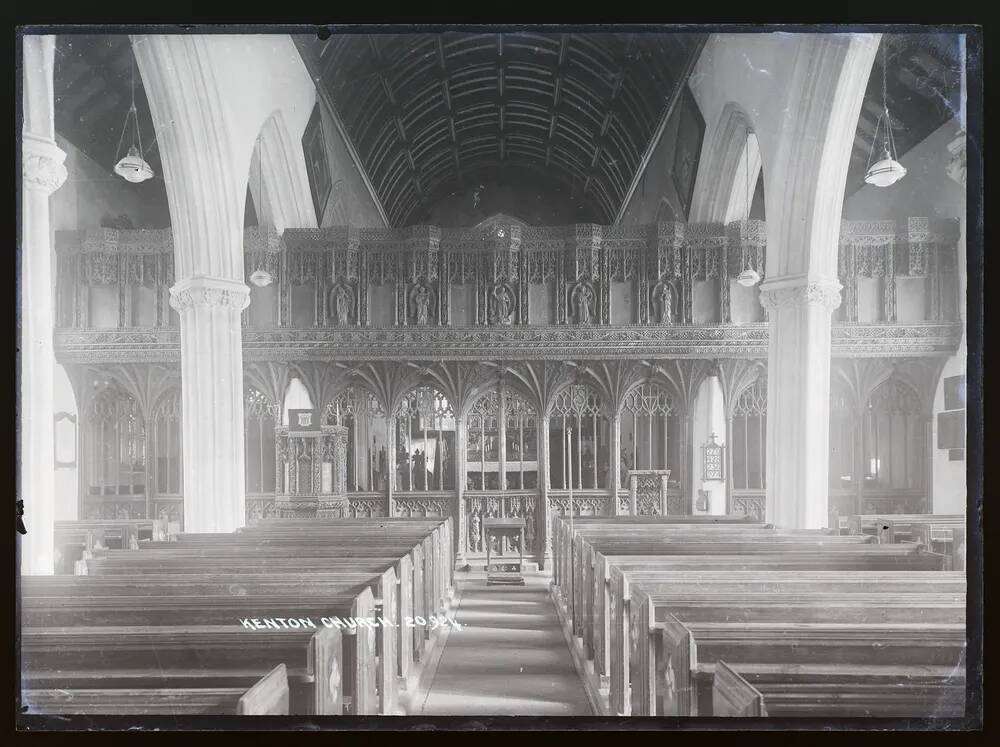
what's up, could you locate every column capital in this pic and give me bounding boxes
[758,278,842,314]
[22,132,67,195]
[169,275,251,313]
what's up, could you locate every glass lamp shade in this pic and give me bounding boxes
[864,157,907,188]
[114,146,154,183]
[249,269,273,287]
[737,269,761,287]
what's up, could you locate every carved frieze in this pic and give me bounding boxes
[53,322,964,364]
[759,281,842,315]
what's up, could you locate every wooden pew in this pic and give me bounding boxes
[53,519,168,573]
[131,521,453,665]
[658,616,965,717]
[22,663,289,715]
[845,513,964,543]
[30,518,451,716]
[22,626,344,715]
[629,583,965,716]
[21,570,387,714]
[569,533,939,659]
[78,534,444,706]
[148,520,453,619]
[552,518,958,709]
[712,660,966,718]
[555,520,866,617]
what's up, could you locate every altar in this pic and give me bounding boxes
[483,517,526,586]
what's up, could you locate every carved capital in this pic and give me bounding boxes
[22,133,67,195]
[759,280,842,314]
[169,276,251,314]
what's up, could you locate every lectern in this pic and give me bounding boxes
[483,517,525,586]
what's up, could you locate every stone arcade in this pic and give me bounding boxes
[18,29,974,722]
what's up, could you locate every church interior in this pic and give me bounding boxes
[18,29,975,722]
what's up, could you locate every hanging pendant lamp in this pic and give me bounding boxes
[248,135,273,287]
[113,55,154,184]
[864,43,906,188]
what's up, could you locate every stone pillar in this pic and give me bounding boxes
[539,415,553,569]
[754,33,879,530]
[759,281,841,528]
[20,35,67,575]
[133,35,258,533]
[169,277,250,532]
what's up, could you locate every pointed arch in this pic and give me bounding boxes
[252,110,318,232]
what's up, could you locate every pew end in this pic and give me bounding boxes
[713,661,765,717]
[237,663,290,715]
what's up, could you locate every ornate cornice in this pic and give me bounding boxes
[168,276,251,314]
[759,280,842,314]
[22,133,67,195]
[52,322,963,364]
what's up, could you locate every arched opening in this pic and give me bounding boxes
[503,390,539,490]
[464,388,540,492]
[244,386,278,496]
[861,378,926,509]
[620,382,682,482]
[151,388,182,501]
[281,377,314,425]
[83,379,145,520]
[548,384,610,491]
[324,387,389,494]
[828,376,929,519]
[729,376,767,518]
[395,386,455,492]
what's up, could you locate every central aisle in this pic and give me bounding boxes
[413,571,594,716]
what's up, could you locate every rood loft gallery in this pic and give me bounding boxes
[18,29,976,721]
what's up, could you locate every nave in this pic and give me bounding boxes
[18,27,977,727]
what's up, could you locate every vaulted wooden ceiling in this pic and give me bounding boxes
[47,32,963,229]
[297,32,706,226]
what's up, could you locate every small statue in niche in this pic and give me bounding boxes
[489,283,514,325]
[332,284,353,326]
[413,283,432,326]
[655,283,675,325]
[469,509,482,553]
[525,506,535,552]
[572,282,594,324]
